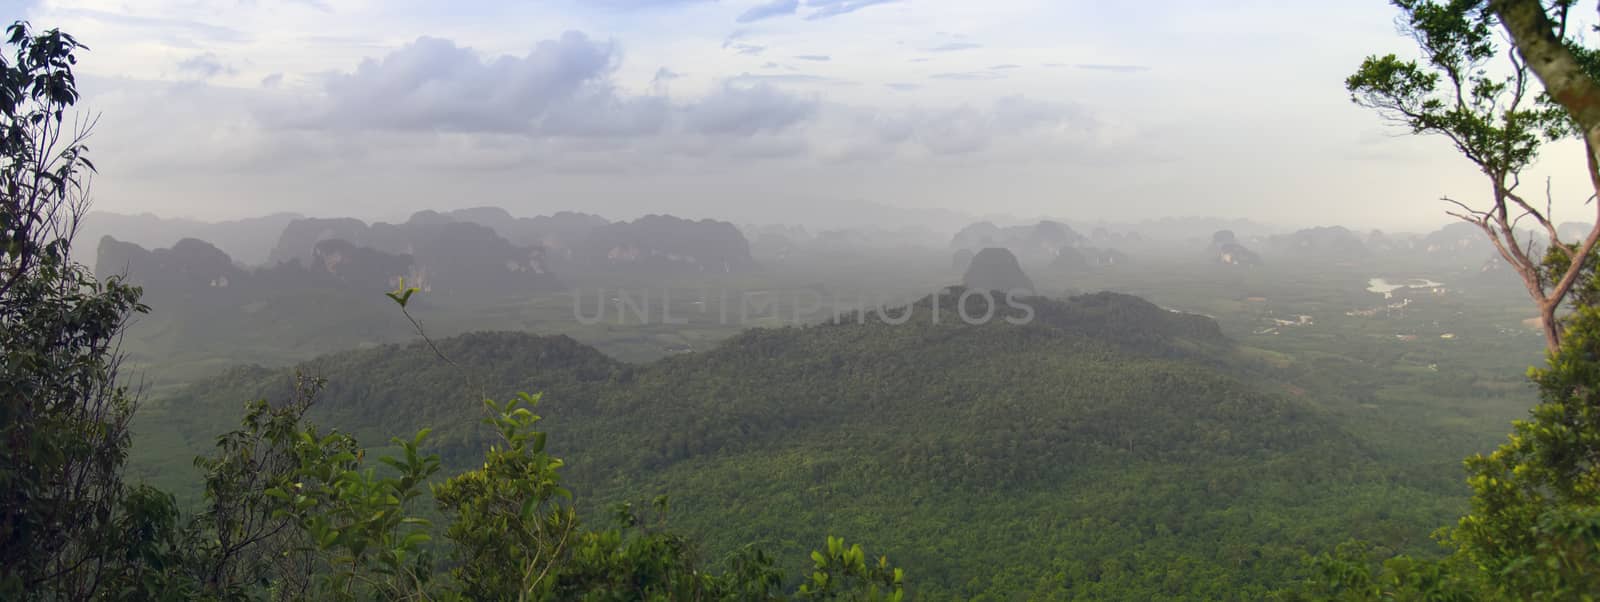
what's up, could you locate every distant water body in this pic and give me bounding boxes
[1366,277,1444,294]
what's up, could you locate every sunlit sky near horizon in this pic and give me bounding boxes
[9,0,1600,232]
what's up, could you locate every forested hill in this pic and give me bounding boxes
[145,290,1239,462]
[137,290,1451,600]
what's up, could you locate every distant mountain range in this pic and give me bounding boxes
[926,215,1579,277]
[75,211,304,267]
[94,208,762,302]
[82,206,1595,294]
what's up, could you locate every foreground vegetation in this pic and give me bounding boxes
[134,291,1461,600]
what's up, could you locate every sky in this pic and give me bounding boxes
[8,0,1600,232]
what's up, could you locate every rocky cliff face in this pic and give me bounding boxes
[951,220,1084,266]
[78,211,302,269]
[1049,245,1129,273]
[268,218,372,266]
[310,239,413,293]
[952,248,977,273]
[744,224,809,264]
[962,247,1035,294]
[1266,226,1369,262]
[1084,247,1129,268]
[96,236,245,295]
[436,208,757,273]
[1208,230,1261,266]
[1558,221,1592,243]
[390,220,555,294]
[267,212,561,294]
[269,209,756,281]
[446,207,609,252]
[1214,243,1260,266]
[571,214,756,274]
[1367,222,1537,270]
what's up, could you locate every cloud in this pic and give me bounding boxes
[905,97,1092,155]
[297,34,389,49]
[795,55,831,61]
[589,0,715,8]
[76,76,320,174]
[805,0,898,20]
[928,42,981,52]
[737,0,800,23]
[730,43,766,55]
[722,29,751,48]
[729,72,846,85]
[282,33,618,133]
[791,96,1103,164]
[49,0,1475,229]
[268,32,821,144]
[916,108,991,154]
[50,8,249,47]
[989,64,1020,70]
[78,66,1128,224]
[652,67,683,84]
[1076,64,1151,73]
[929,71,1005,81]
[987,96,1087,134]
[684,83,819,136]
[284,0,333,11]
[537,95,671,138]
[176,53,235,80]
[867,111,917,144]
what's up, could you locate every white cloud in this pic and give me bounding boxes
[284,33,620,133]
[804,0,898,21]
[737,0,799,23]
[175,52,234,79]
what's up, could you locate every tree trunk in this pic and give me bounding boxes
[1539,302,1561,352]
[1492,1,1600,134]
[1492,0,1600,354]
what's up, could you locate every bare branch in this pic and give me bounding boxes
[1443,195,1494,220]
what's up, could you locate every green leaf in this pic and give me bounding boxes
[402,533,431,548]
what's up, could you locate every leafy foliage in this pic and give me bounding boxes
[0,19,155,600]
[433,393,579,599]
[1451,302,1600,599]
[1345,1,1568,175]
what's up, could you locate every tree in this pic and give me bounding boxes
[1296,3,1600,598]
[1346,0,1597,352]
[0,20,151,599]
[1450,303,1600,598]
[432,393,579,600]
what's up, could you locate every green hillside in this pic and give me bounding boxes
[134,291,1461,600]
